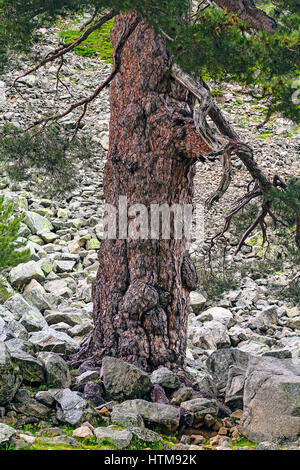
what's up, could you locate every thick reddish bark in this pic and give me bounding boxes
[77,14,211,372]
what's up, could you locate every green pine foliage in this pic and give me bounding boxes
[0,1,299,187]
[269,177,300,227]
[0,124,92,194]
[0,195,30,271]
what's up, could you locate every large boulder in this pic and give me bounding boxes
[24,211,53,235]
[190,292,206,313]
[10,261,46,286]
[10,388,50,418]
[23,281,52,312]
[180,398,219,427]
[50,388,101,427]
[111,399,180,433]
[240,356,300,443]
[4,293,47,332]
[0,342,22,405]
[28,328,78,355]
[111,405,145,428]
[0,423,16,445]
[9,350,45,384]
[44,310,85,327]
[102,357,152,401]
[192,321,231,351]
[196,307,234,327]
[150,367,180,390]
[37,352,71,388]
[206,348,251,395]
[94,427,132,450]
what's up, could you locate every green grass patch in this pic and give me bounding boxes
[60,18,114,63]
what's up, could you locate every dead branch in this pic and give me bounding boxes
[205,149,232,209]
[11,10,116,90]
[213,0,278,32]
[25,16,140,133]
[79,8,100,32]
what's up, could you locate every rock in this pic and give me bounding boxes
[193,370,218,395]
[4,293,47,332]
[28,328,78,355]
[10,261,45,286]
[0,317,10,342]
[83,382,105,407]
[287,307,300,318]
[19,307,48,333]
[256,441,278,450]
[76,370,99,385]
[24,211,53,235]
[197,307,234,327]
[10,388,50,418]
[238,341,270,356]
[73,425,93,439]
[111,405,144,428]
[69,322,93,337]
[5,338,35,355]
[38,435,80,448]
[10,350,45,383]
[53,260,76,273]
[240,356,300,443]
[94,427,132,449]
[150,367,180,390]
[37,352,71,388]
[44,310,84,327]
[190,291,206,313]
[254,306,278,331]
[111,399,180,433]
[180,398,219,426]
[0,342,22,405]
[150,384,169,404]
[206,348,250,395]
[43,279,72,298]
[0,423,16,445]
[192,321,231,350]
[50,388,101,427]
[35,390,55,407]
[128,426,161,443]
[286,317,300,330]
[224,365,246,410]
[86,239,100,250]
[170,386,193,406]
[102,357,152,401]
[68,238,81,254]
[18,433,37,446]
[0,275,14,302]
[23,281,52,312]
[4,294,36,320]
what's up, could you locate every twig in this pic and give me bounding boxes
[10,10,116,90]
[25,16,140,132]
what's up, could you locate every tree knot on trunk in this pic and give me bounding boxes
[119,280,159,320]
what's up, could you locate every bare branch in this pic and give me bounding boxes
[205,149,232,209]
[213,0,278,32]
[25,16,140,132]
[11,10,116,89]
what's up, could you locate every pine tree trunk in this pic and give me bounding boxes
[78,14,211,372]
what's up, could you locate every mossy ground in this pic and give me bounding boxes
[60,18,114,63]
